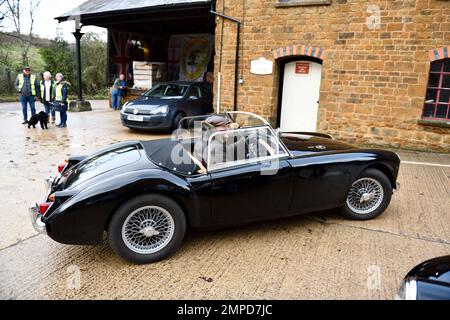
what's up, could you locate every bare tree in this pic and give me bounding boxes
[0,0,9,27]
[1,0,42,66]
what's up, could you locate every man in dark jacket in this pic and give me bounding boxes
[14,66,41,124]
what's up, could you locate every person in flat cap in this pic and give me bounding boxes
[15,66,41,124]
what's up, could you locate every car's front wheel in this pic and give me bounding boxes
[341,169,393,220]
[108,194,186,264]
[172,112,185,131]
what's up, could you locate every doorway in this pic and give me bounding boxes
[278,58,323,132]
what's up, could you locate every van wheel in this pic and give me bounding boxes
[108,194,186,264]
[341,169,392,220]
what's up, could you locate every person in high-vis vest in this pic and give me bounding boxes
[40,71,56,123]
[53,73,69,128]
[14,66,41,124]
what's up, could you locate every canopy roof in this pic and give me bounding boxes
[56,0,211,22]
[55,0,214,35]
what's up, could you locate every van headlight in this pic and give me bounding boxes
[395,278,417,300]
[150,106,168,115]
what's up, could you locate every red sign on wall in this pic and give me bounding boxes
[295,62,310,75]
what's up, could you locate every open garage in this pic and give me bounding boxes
[56,0,216,101]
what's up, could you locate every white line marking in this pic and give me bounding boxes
[402,161,450,168]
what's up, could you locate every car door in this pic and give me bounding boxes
[287,155,353,214]
[206,126,293,225]
[208,160,292,225]
[185,85,203,116]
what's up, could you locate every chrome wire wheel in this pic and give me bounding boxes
[121,206,175,254]
[346,177,384,215]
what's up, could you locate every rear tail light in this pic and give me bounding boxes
[58,163,67,173]
[39,202,51,215]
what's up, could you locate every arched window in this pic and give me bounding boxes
[423,58,450,120]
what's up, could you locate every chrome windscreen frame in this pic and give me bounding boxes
[206,125,292,172]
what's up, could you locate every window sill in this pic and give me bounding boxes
[417,119,450,129]
[274,0,332,8]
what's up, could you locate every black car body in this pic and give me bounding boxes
[120,82,213,131]
[30,112,400,263]
[397,255,450,300]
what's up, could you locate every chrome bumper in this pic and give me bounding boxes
[29,204,47,234]
[44,176,55,191]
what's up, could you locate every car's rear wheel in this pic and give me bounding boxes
[108,194,186,264]
[341,169,392,220]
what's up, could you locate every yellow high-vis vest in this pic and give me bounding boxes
[55,83,64,101]
[18,74,37,96]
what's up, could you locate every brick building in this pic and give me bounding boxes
[213,0,450,151]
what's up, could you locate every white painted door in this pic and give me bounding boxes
[280,61,322,132]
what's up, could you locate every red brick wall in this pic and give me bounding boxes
[213,0,450,151]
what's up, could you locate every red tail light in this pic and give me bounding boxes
[39,202,51,215]
[58,163,66,173]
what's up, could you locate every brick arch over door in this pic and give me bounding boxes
[428,46,450,61]
[273,45,326,60]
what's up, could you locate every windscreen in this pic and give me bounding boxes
[226,112,268,128]
[144,84,189,99]
[206,126,289,171]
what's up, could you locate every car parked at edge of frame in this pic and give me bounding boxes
[120,81,213,131]
[30,111,401,264]
[396,255,450,300]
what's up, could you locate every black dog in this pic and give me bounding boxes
[28,111,48,129]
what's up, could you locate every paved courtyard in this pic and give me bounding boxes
[0,100,448,299]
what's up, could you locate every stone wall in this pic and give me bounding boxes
[213,0,450,151]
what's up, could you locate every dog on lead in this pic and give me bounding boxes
[28,111,49,129]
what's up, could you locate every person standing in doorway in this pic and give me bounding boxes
[111,74,126,111]
[14,66,41,124]
[53,73,69,128]
[40,71,56,123]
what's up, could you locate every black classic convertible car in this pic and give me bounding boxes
[30,112,400,264]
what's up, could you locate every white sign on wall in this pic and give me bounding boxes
[250,57,273,75]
